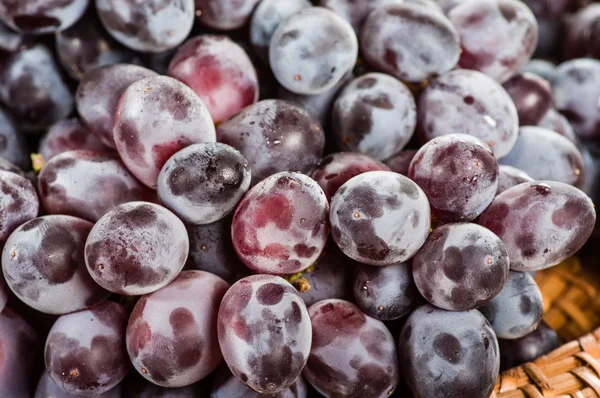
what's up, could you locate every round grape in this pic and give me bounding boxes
[521,59,557,83]
[0,108,29,170]
[502,72,552,125]
[39,119,109,161]
[35,370,122,398]
[497,165,534,195]
[538,108,577,144]
[498,322,559,370]
[562,4,600,61]
[195,0,261,30]
[0,170,38,242]
[0,0,88,34]
[385,150,418,175]
[212,366,308,398]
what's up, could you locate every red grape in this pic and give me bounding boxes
[0,0,88,35]
[195,0,261,30]
[385,150,418,175]
[502,72,552,125]
[39,119,110,161]
[0,170,38,242]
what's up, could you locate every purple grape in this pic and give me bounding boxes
[552,58,600,141]
[39,119,110,161]
[96,0,195,53]
[0,0,88,34]
[76,64,158,149]
[502,72,553,126]
[212,366,308,398]
[0,108,29,170]
[217,99,324,185]
[0,170,38,242]
[168,35,259,123]
[195,0,261,30]
[2,215,110,314]
[332,73,417,161]
[304,299,399,397]
[45,301,130,396]
[360,3,460,83]
[408,134,499,222]
[521,59,557,83]
[498,322,559,370]
[330,171,431,266]
[417,69,519,159]
[448,0,538,83]
[127,270,230,387]
[122,371,209,398]
[497,165,534,195]
[385,150,418,175]
[269,7,358,95]
[232,172,329,275]
[499,126,586,188]
[538,108,578,144]
[562,4,600,61]
[218,275,312,393]
[38,150,153,222]
[85,201,189,295]
[113,75,216,189]
[35,370,122,398]
[0,44,73,133]
[478,181,596,271]
[0,274,7,312]
[399,305,499,398]
[479,271,543,339]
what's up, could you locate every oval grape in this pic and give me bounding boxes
[0,170,38,242]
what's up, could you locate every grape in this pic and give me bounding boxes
[498,321,559,370]
[122,371,209,398]
[435,0,471,14]
[168,35,259,123]
[552,58,600,141]
[353,261,418,321]
[330,171,431,266]
[497,165,534,195]
[502,72,552,126]
[0,108,29,170]
[85,201,189,295]
[38,150,153,222]
[269,7,358,95]
[385,150,418,175]
[127,270,229,387]
[157,143,251,225]
[562,4,600,61]
[0,20,26,52]
[250,0,311,63]
[0,307,39,397]
[3,215,110,314]
[45,301,130,396]
[499,126,585,188]
[448,0,538,83]
[360,3,460,83]
[113,75,216,189]
[195,0,261,30]
[0,0,88,35]
[96,0,195,53]
[523,0,575,18]
[304,299,398,397]
[212,366,308,398]
[399,305,499,398]
[408,134,499,222]
[232,172,329,275]
[417,69,519,159]
[0,274,7,312]
[0,170,38,242]
[311,152,390,202]
[521,59,557,83]
[35,370,122,398]
[478,181,596,271]
[318,0,398,33]
[39,119,110,161]
[479,271,543,339]
[218,275,312,393]
[538,108,577,144]
[145,48,176,75]
[331,73,417,161]
[0,44,73,133]
[217,100,325,185]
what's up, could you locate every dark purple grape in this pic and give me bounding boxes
[0,170,38,241]
[232,172,329,275]
[399,305,499,398]
[212,366,308,398]
[76,64,157,149]
[195,0,261,30]
[478,181,596,271]
[85,201,189,295]
[2,215,110,314]
[538,108,577,144]
[479,271,543,339]
[497,165,534,195]
[218,100,324,185]
[417,69,519,159]
[96,0,195,53]
[360,3,460,83]
[39,119,110,161]
[218,275,312,393]
[502,72,553,125]
[353,261,418,321]
[0,20,26,52]
[35,370,122,398]
[552,58,600,141]
[0,0,88,34]
[304,299,399,397]
[330,171,431,266]
[127,270,230,387]
[498,322,559,370]
[499,126,585,188]
[385,150,418,175]
[168,35,259,123]
[45,301,130,396]
[562,4,600,61]
[521,59,557,83]
[113,75,216,189]
[38,150,153,222]
[448,0,538,83]
[412,223,509,311]
[408,134,499,222]
[0,108,29,170]
[122,371,209,398]
[269,7,358,95]
[0,44,73,133]
[332,73,417,161]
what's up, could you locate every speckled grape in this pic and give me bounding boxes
[0,0,88,34]
[0,170,38,242]
[502,72,552,125]
[39,119,109,161]
[211,366,308,398]
[195,0,261,30]
[497,165,534,195]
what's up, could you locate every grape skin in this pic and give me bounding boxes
[478,181,596,271]
[127,270,230,387]
[497,165,534,195]
[0,108,29,170]
[521,59,557,83]
[0,274,7,312]
[385,150,418,175]
[502,72,552,126]
[211,366,308,398]
[498,322,559,370]
[0,170,38,242]
[562,4,600,61]
[0,0,88,35]
[195,0,261,30]
[218,275,312,394]
[122,371,209,398]
[538,108,577,144]
[39,119,110,161]
[35,371,122,398]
